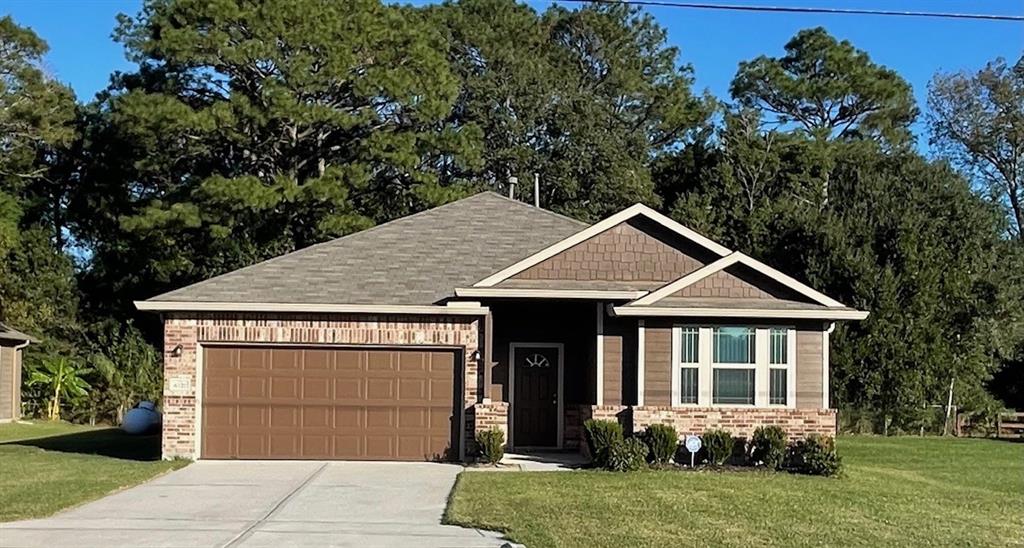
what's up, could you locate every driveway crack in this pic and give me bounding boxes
[221,463,328,548]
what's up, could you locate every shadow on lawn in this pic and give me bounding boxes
[1,428,162,461]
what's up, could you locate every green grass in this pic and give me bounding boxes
[446,437,1024,547]
[0,421,188,522]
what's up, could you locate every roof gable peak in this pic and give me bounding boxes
[473,203,731,287]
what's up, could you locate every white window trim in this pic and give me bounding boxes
[671,324,796,409]
[766,327,797,408]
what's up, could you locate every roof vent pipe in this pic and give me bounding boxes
[534,173,540,208]
[507,175,518,199]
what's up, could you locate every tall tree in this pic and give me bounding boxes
[0,16,78,334]
[74,0,476,317]
[731,27,916,144]
[928,56,1024,241]
[729,28,916,209]
[429,0,710,220]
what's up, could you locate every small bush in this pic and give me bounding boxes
[584,419,624,468]
[475,427,505,464]
[643,424,679,465]
[750,425,787,469]
[605,437,649,472]
[701,429,733,466]
[787,434,842,476]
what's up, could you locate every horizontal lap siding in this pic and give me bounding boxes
[796,329,824,409]
[0,347,13,420]
[603,333,623,405]
[644,321,672,406]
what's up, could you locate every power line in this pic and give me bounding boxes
[560,0,1024,22]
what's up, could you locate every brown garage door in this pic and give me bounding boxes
[201,346,458,461]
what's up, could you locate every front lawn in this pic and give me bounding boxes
[0,421,188,521]
[446,436,1024,547]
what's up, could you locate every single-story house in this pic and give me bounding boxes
[137,191,867,461]
[0,323,37,423]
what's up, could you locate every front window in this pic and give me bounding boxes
[673,325,795,407]
[712,327,755,405]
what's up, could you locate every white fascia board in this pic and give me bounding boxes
[472,204,731,287]
[610,306,869,321]
[628,253,742,306]
[454,287,647,300]
[135,301,490,316]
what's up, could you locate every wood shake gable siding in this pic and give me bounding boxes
[510,220,714,284]
[672,264,810,302]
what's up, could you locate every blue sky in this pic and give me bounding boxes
[3,0,1022,142]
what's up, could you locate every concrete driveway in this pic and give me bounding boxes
[0,461,509,547]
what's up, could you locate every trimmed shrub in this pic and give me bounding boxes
[584,419,624,468]
[787,434,842,476]
[701,429,733,466]
[475,427,505,465]
[643,424,679,465]
[606,437,649,472]
[750,425,787,469]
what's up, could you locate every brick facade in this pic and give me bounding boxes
[161,313,484,460]
[632,406,837,439]
[470,401,509,456]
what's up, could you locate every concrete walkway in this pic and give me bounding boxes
[0,461,509,547]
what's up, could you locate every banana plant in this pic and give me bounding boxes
[28,357,92,421]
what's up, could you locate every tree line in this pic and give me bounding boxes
[1,0,1021,430]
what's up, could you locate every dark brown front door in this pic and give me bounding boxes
[512,345,560,447]
[201,346,457,461]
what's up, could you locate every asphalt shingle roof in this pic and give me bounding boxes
[150,192,589,306]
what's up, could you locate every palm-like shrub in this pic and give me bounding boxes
[28,357,92,421]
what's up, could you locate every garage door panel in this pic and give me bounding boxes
[205,347,235,370]
[334,407,362,428]
[302,377,332,400]
[269,433,299,457]
[202,346,456,461]
[270,349,301,370]
[366,352,394,371]
[270,405,298,428]
[365,436,394,457]
[334,378,362,400]
[333,435,363,458]
[237,405,267,427]
[270,377,299,399]
[399,378,428,400]
[398,407,428,428]
[238,349,269,370]
[366,378,395,400]
[302,435,331,458]
[303,350,333,370]
[238,377,267,399]
[236,434,267,457]
[397,351,427,372]
[365,407,395,428]
[205,377,235,399]
[302,406,332,428]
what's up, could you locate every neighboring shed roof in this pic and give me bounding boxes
[0,323,38,344]
[148,192,588,306]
